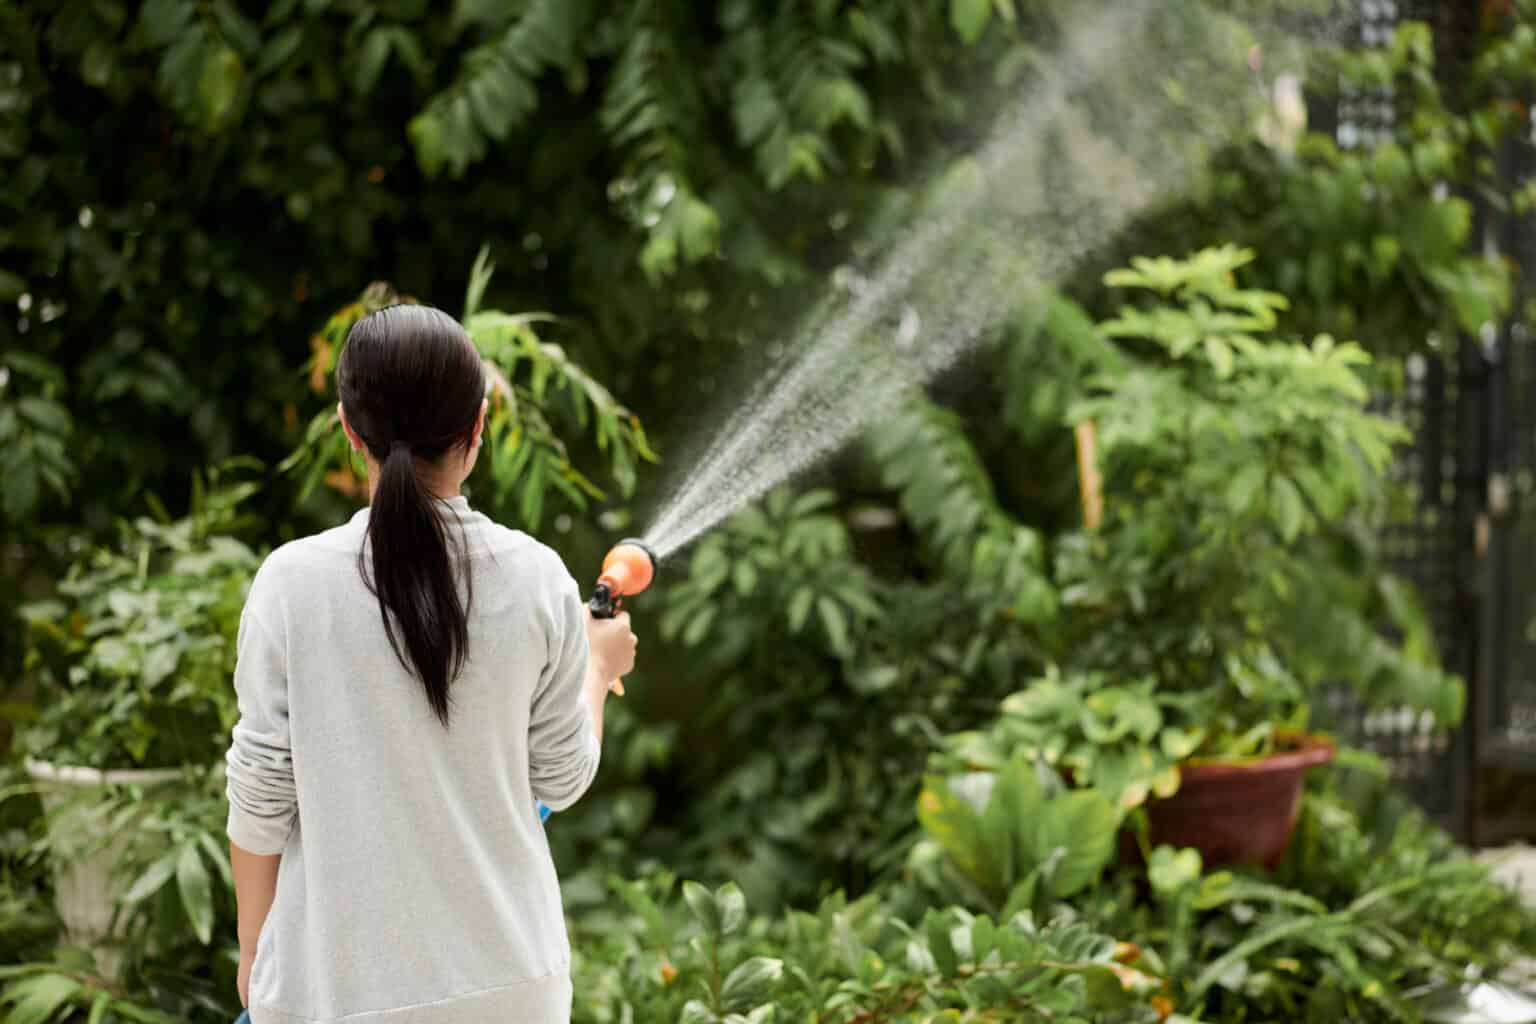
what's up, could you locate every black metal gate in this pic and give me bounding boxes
[1317,0,1536,844]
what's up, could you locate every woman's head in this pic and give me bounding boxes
[336,304,486,477]
[336,304,488,725]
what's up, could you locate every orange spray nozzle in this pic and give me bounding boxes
[588,538,656,619]
[588,538,655,699]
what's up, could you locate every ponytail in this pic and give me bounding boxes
[336,305,487,726]
[368,441,468,726]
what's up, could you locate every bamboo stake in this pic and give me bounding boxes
[1075,420,1103,530]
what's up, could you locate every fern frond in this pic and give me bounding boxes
[599,2,718,281]
[409,0,596,178]
[869,397,1056,622]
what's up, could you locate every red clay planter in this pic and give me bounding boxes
[1143,734,1336,869]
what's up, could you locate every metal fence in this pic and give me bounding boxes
[1315,0,1536,843]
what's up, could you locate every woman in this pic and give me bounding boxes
[225,305,637,1023]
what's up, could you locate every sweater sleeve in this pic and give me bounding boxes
[528,566,600,812]
[225,595,298,855]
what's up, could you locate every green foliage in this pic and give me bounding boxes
[939,669,1191,813]
[14,465,262,770]
[1055,247,1463,744]
[654,483,1058,905]
[870,397,1057,623]
[0,350,74,525]
[23,768,233,954]
[0,761,240,1022]
[0,955,180,1024]
[572,869,1165,1024]
[1079,772,1536,1021]
[660,488,880,662]
[1132,17,1527,345]
[409,1,593,178]
[0,0,1001,655]
[5,4,1535,1022]
[913,756,1120,915]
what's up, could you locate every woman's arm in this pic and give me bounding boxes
[232,844,281,1006]
[225,581,298,1007]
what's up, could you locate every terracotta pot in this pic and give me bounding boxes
[1132,733,1336,870]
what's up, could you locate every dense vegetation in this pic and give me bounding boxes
[3,1,1536,1021]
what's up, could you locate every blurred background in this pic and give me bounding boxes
[4,1,1536,1021]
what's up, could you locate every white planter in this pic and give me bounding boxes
[24,758,186,980]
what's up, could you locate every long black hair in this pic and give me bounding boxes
[337,304,486,725]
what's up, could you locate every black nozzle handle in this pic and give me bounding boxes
[588,582,620,619]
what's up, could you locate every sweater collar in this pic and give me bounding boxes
[349,494,474,525]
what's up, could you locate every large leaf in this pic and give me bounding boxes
[950,0,992,43]
[721,956,784,1012]
[1027,788,1118,898]
[176,841,215,944]
[2,972,84,1024]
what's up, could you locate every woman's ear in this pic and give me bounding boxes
[337,402,365,453]
[472,398,487,449]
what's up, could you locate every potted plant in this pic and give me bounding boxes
[953,248,1463,869]
[12,463,261,977]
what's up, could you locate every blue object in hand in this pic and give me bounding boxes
[235,1012,251,1024]
[538,801,551,822]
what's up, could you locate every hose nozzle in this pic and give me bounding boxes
[588,538,656,619]
[588,539,655,698]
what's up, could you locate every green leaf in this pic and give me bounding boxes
[197,46,244,129]
[817,596,849,655]
[176,841,215,944]
[212,0,262,56]
[1225,463,1265,517]
[258,25,304,75]
[1160,726,1205,760]
[17,397,70,436]
[140,641,179,686]
[716,882,747,937]
[1270,475,1307,542]
[141,0,194,46]
[787,587,814,632]
[3,972,84,1024]
[924,909,959,976]
[682,880,721,935]
[680,1002,719,1024]
[386,29,429,84]
[721,956,784,1012]
[122,852,178,905]
[1204,336,1234,378]
[917,776,990,886]
[950,0,992,43]
[3,463,40,522]
[353,28,393,96]
[1148,845,1202,893]
[1188,916,1326,1004]
[1028,789,1118,898]
[0,269,26,301]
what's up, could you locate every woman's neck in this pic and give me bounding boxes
[363,459,465,502]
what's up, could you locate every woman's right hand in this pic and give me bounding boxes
[586,611,637,688]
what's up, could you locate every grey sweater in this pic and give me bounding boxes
[225,498,599,1023]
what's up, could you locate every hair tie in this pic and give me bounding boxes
[389,440,411,454]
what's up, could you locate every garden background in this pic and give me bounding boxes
[4,1,1536,1021]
